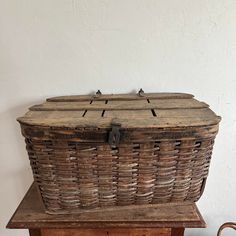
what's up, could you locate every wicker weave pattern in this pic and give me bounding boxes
[23,125,216,213]
[18,92,220,214]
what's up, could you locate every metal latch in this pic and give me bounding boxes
[93,90,102,99]
[108,123,121,147]
[138,88,145,97]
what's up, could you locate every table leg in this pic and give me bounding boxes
[29,229,41,236]
[171,228,185,236]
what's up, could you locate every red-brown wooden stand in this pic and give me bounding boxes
[7,183,206,236]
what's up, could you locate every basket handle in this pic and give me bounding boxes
[217,222,236,236]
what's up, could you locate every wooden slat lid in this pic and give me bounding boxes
[17,92,221,129]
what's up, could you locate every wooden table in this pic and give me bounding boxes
[7,183,206,236]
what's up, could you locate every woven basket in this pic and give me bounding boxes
[17,91,221,214]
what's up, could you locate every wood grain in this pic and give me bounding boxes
[46,93,193,102]
[41,228,171,236]
[7,183,206,229]
[17,92,220,128]
[28,99,208,111]
[18,113,220,128]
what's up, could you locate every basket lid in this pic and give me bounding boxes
[17,91,221,129]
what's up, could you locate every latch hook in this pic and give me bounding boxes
[108,123,121,147]
[138,88,145,97]
[93,90,102,99]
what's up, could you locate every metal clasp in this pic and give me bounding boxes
[93,90,102,98]
[108,123,121,147]
[138,88,145,97]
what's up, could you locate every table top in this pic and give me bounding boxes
[7,182,206,229]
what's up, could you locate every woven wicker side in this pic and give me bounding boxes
[135,142,157,205]
[186,138,214,201]
[116,144,138,205]
[25,138,62,212]
[96,145,118,207]
[152,141,178,203]
[172,140,197,201]
[21,123,219,213]
[52,141,80,210]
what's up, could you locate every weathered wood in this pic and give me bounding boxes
[41,228,171,236]
[29,99,208,111]
[46,93,193,102]
[7,183,206,229]
[85,100,106,118]
[17,93,220,128]
[18,112,220,128]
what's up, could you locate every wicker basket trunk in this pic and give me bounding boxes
[17,91,221,214]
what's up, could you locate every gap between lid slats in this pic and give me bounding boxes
[84,100,107,118]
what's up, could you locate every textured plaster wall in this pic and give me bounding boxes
[1,1,236,236]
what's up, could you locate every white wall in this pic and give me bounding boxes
[1,1,236,236]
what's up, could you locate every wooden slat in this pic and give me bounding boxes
[29,99,208,111]
[155,108,216,118]
[104,110,153,118]
[105,99,152,118]
[47,93,194,102]
[22,111,84,120]
[18,108,217,126]
[18,108,220,128]
[17,113,220,128]
[149,99,209,109]
[108,100,149,106]
[7,183,206,229]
